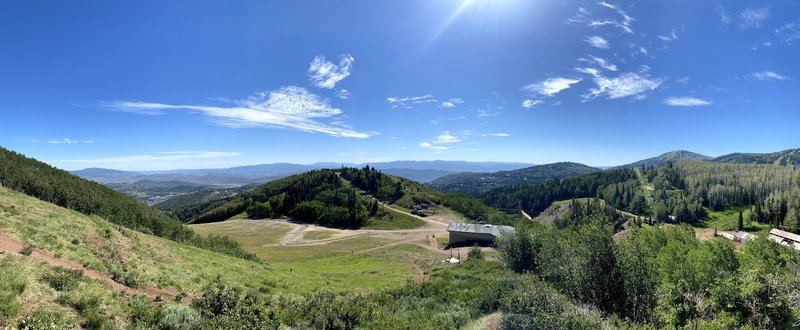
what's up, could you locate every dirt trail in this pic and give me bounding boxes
[483,313,502,330]
[0,231,187,303]
[280,224,309,246]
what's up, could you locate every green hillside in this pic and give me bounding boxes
[175,167,437,225]
[0,146,252,260]
[616,150,712,169]
[428,162,600,195]
[713,148,800,165]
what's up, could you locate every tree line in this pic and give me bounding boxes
[0,147,255,260]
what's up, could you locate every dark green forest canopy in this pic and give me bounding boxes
[428,162,600,195]
[0,146,254,260]
[172,166,516,227]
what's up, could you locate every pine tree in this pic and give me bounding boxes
[738,210,744,231]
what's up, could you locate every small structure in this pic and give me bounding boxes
[716,231,758,244]
[447,223,515,246]
[411,203,431,217]
[768,228,800,251]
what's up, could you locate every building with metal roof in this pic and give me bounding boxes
[768,228,800,251]
[447,223,515,246]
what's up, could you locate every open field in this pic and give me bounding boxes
[0,187,448,297]
[693,206,772,240]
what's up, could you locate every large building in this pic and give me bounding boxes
[768,228,800,251]
[447,223,515,246]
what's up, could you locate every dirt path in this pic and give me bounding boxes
[0,231,187,303]
[483,312,502,330]
[280,224,309,246]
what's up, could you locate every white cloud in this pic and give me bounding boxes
[440,98,465,108]
[585,35,610,49]
[482,133,510,137]
[45,138,95,145]
[639,47,648,55]
[585,72,664,100]
[522,99,544,108]
[574,67,600,77]
[740,8,769,30]
[751,70,788,81]
[524,77,582,96]
[432,131,461,144]
[658,29,678,42]
[48,151,241,171]
[566,2,634,34]
[776,20,800,44]
[579,56,617,71]
[307,54,355,89]
[336,89,351,99]
[386,94,438,109]
[419,142,450,151]
[663,97,711,106]
[718,4,731,24]
[105,86,374,138]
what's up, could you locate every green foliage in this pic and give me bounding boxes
[16,307,76,330]
[0,146,254,260]
[56,288,107,329]
[481,169,638,217]
[500,279,603,329]
[159,304,202,330]
[467,245,484,260]
[0,257,28,323]
[40,266,84,292]
[193,276,279,329]
[20,243,34,256]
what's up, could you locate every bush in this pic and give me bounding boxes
[126,296,163,328]
[468,245,484,260]
[20,243,34,256]
[41,266,83,292]
[109,264,141,288]
[16,308,76,330]
[159,304,202,330]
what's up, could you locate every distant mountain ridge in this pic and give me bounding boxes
[71,160,535,184]
[616,150,712,169]
[713,148,800,165]
[428,162,600,195]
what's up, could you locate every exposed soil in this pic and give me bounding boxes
[0,231,189,303]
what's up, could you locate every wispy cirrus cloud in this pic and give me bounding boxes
[336,89,351,100]
[522,99,544,108]
[48,151,242,171]
[751,70,788,81]
[584,72,664,100]
[658,29,678,42]
[567,2,634,34]
[482,133,510,137]
[386,94,464,109]
[717,4,731,24]
[46,138,96,145]
[524,77,582,96]
[663,97,711,107]
[740,8,769,30]
[776,20,800,44]
[579,56,617,72]
[308,54,354,89]
[104,86,375,138]
[585,35,610,49]
[419,142,449,151]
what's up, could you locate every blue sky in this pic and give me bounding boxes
[1,0,799,170]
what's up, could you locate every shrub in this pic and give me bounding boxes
[159,304,202,330]
[16,308,76,330]
[20,244,34,256]
[468,245,484,260]
[109,264,141,288]
[41,266,83,291]
[126,296,162,328]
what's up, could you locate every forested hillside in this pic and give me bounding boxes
[713,148,800,165]
[615,150,712,169]
[0,146,253,259]
[429,162,600,195]
[498,201,800,328]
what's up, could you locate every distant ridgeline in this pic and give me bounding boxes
[428,162,600,195]
[481,159,800,235]
[0,146,255,260]
[170,166,515,227]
